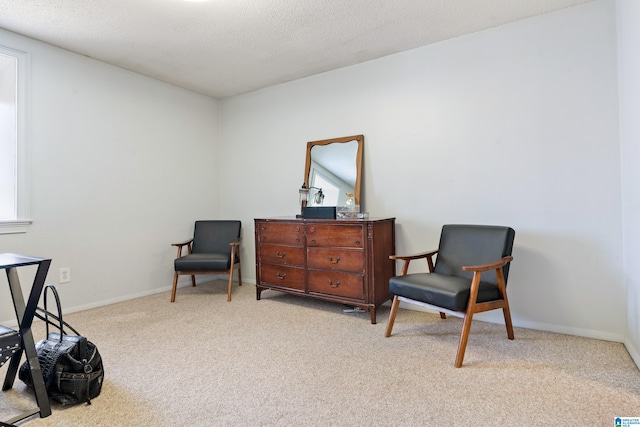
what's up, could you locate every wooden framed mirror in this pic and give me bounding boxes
[303,134,364,208]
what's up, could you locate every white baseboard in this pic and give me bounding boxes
[0,277,256,328]
[624,338,640,370]
[65,277,256,316]
[398,300,625,342]
[0,286,170,328]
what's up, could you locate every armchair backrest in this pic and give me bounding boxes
[433,224,515,285]
[192,220,242,255]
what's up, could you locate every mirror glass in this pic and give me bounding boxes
[304,135,363,207]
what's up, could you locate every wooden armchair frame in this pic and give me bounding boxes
[385,249,514,368]
[170,236,242,303]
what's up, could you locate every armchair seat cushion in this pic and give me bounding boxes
[389,273,501,312]
[174,253,232,271]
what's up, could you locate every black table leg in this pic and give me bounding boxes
[3,261,52,418]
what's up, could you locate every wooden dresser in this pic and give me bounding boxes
[254,217,395,323]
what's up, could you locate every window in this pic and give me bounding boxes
[0,45,30,234]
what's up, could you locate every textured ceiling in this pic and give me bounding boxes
[0,0,592,99]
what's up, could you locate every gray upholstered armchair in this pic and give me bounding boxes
[170,220,242,302]
[385,224,515,367]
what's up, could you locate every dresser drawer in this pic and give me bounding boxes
[259,264,305,290]
[255,217,395,324]
[307,248,364,273]
[257,222,303,246]
[306,225,364,248]
[308,271,364,300]
[259,244,304,266]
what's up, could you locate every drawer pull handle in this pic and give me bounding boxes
[311,239,316,244]
[328,256,341,264]
[276,251,286,258]
[328,280,341,288]
[296,226,300,232]
[309,227,315,232]
[355,240,360,245]
[276,272,287,280]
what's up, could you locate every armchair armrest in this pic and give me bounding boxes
[171,238,193,248]
[230,237,242,257]
[462,256,513,308]
[171,238,193,258]
[389,250,438,261]
[461,256,513,273]
[389,249,438,275]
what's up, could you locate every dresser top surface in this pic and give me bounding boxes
[254,216,395,224]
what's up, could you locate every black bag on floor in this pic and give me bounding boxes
[19,285,104,405]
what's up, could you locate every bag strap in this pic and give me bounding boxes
[43,284,65,341]
[34,307,81,337]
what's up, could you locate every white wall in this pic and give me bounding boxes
[0,1,630,351]
[617,0,640,365]
[220,0,624,341]
[0,29,219,322]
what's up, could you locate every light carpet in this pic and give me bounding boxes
[1,280,639,426]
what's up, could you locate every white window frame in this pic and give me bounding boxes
[0,45,30,234]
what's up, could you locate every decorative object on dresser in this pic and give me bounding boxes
[254,217,395,324]
[384,224,515,367]
[170,220,242,302]
[298,184,325,217]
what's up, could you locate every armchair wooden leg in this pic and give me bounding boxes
[455,313,474,368]
[237,264,242,286]
[171,272,179,302]
[191,275,196,287]
[497,270,514,339]
[503,305,515,340]
[385,296,400,337]
[439,312,447,319]
[227,271,233,302]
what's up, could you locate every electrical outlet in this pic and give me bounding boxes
[59,267,71,283]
